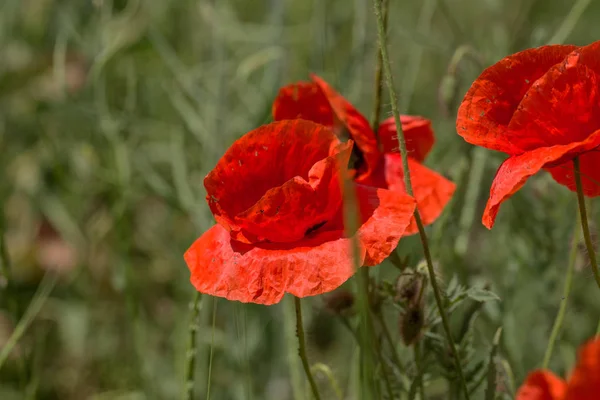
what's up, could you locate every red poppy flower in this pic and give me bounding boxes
[273,74,455,234]
[184,120,416,305]
[457,42,600,229]
[516,337,600,400]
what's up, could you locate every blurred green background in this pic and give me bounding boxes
[1,0,600,399]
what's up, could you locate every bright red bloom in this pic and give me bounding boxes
[516,338,600,400]
[184,120,416,305]
[457,42,600,228]
[273,74,455,234]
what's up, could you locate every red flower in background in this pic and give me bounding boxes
[273,74,455,234]
[184,120,416,305]
[516,338,600,400]
[457,41,600,229]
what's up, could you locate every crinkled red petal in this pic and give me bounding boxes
[456,44,576,155]
[564,338,600,400]
[204,120,340,237]
[483,130,600,229]
[272,81,335,126]
[355,183,416,265]
[546,150,600,197]
[378,115,435,162]
[235,141,352,243]
[516,371,567,400]
[508,55,600,147]
[382,154,455,235]
[184,224,359,305]
[310,74,381,167]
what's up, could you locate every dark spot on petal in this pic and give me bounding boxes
[305,220,327,236]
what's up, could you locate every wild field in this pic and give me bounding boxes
[1,0,600,399]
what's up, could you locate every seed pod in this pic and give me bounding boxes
[399,305,425,346]
[395,269,423,307]
[323,289,355,316]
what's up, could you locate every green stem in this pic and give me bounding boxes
[206,297,218,400]
[573,157,600,290]
[372,0,470,398]
[183,292,202,400]
[375,311,405,375]
[0,207,11,283]
[295,297,322,400]
[372,320,395,399]
[541,211,581,369]
[414,344,426,400]
[369,0,389,137]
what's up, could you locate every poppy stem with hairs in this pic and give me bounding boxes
[294,296,322,400]
[372,0,471,399]
[183,292,202,400]
[573,157,600,290]
[542,210,580,369]
[370,0,389,138]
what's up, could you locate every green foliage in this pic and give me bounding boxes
[1,0,599,399]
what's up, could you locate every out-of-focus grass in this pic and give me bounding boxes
[1,0,600,399]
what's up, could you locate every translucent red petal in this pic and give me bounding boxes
[272,82,335,127]
[508,56,600,148]
[516,371,567,400]
[378,115,435,162]
[184,224,358,305]
[564,338,600,400]
[483,130,600,229]
[204,120,342,240]
[382,154,456,234]
[355,183,417,265]
[456,44,577,154]
[310,74,381,167]
[234,141,352,243]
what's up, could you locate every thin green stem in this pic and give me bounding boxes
[414,344,425,400]
[573,157,600,290]
[206,297,218,400]
[373,325,395,399]
[369,0,389,137]
[295,297,322,400]
[375,311,405,375]
[0,273,57,371]
[372,0,470,398]
[183,292,202,400]
[0,207,11,283]
[542,212,581,369]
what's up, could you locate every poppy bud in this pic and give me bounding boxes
[323,289,355,316]
[399,305,425,346]
[438,74,460,117]
[394,269,423,307]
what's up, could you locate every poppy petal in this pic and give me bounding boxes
[564,338,600,400]
[184,224,359,305]
[456,44,577,154]
[204,120,339,236]
[483,130,600,229]
[235,141,352,243]
[310,74,381,161]
[378,115,435,162]
[509,56,600,147]
[516,371,567,400]
[383,154,456,234]
[355,184,417,265]
[546,151,600,197]
[272,81,335,126]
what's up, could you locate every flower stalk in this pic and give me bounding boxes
[573,157,600,290]
[295,296,322,400]
[542,210,580,369]
[372,0,470,398]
